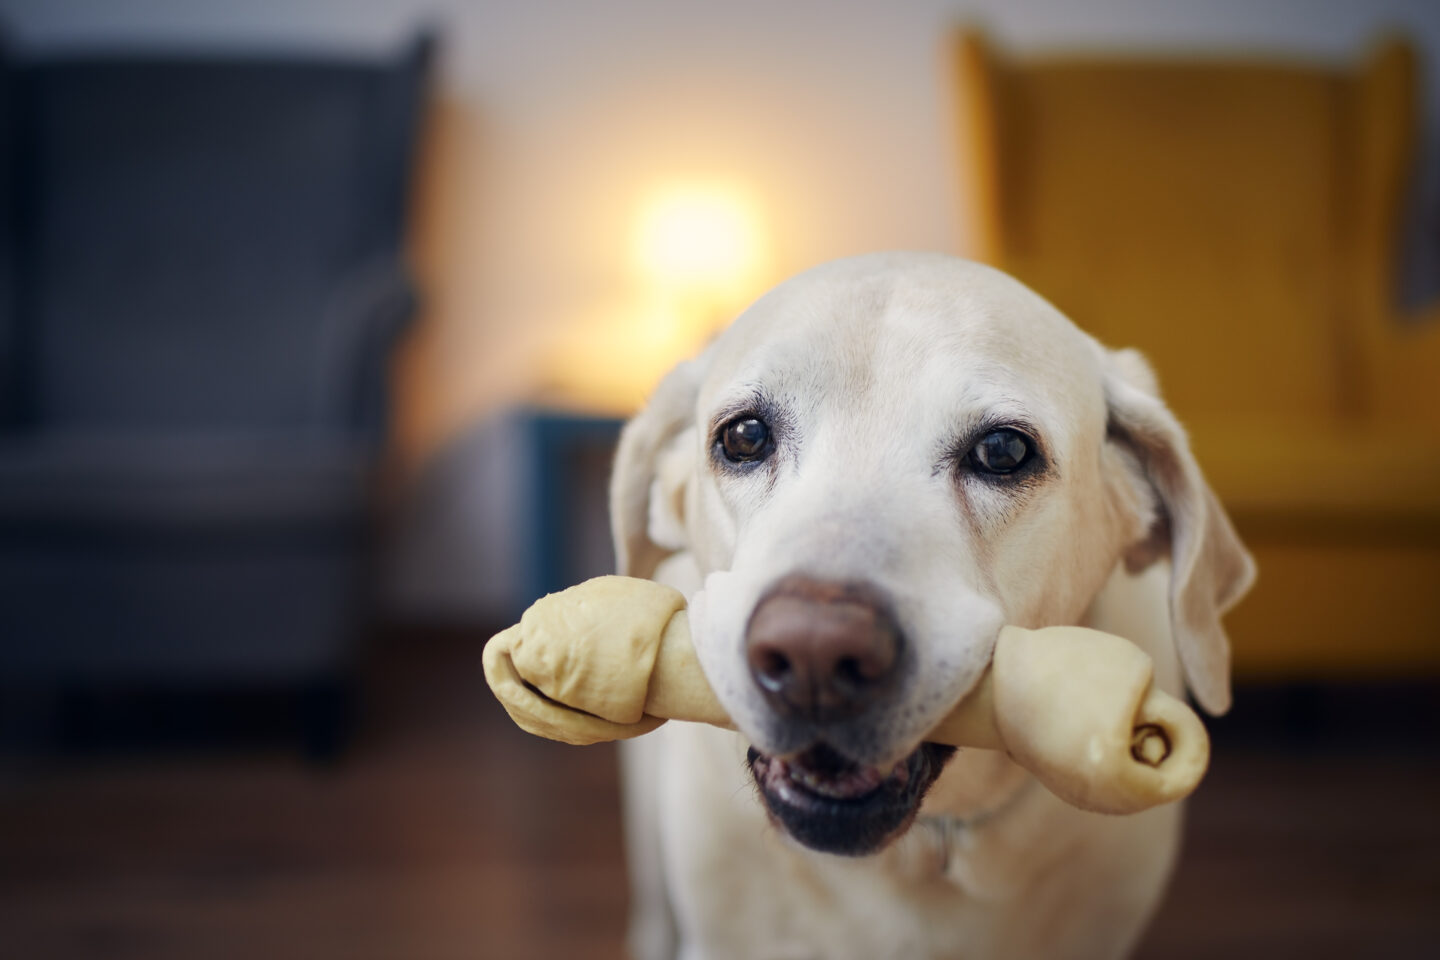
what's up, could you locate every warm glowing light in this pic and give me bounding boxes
[632,183,765,298]
[542,181,771,413]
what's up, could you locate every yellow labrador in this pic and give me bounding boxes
[611,253,1254,960]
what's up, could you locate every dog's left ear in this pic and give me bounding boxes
[1103,348,1257,715]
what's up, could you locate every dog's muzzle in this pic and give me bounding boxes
[741,575,951,854]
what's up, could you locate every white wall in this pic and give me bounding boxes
[5,0,1438,464]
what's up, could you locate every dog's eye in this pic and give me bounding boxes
[720,417,772,463]
[969,429,1032,475]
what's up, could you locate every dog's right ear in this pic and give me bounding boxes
[610,355,709,579]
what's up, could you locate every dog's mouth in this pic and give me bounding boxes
[746,742,955,856]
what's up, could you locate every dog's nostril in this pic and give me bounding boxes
[834,656,866,686]
[753,649,792,691]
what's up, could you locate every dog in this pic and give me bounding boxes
[609,252,1254,960]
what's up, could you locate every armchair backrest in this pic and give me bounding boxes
[954,31,1419,425]
[11,34,432,433]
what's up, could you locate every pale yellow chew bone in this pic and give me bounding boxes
[483,576,1210,815]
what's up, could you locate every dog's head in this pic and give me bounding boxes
[611,253,1254,856]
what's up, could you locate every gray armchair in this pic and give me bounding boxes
[0,33,432,744]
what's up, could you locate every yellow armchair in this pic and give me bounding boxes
[952,30,1440,679]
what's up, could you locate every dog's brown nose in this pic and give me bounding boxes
[745,576,902,723]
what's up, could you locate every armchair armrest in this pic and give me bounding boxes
[312,254,419,438]
[1374,302,1440,425]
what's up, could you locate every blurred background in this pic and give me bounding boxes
[0,1,1437,958]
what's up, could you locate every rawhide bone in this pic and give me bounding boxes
[483,576,1210,815]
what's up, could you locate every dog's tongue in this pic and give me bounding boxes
[770,745,908,800]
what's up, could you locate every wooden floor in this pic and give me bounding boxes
[1,633,1437,960]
